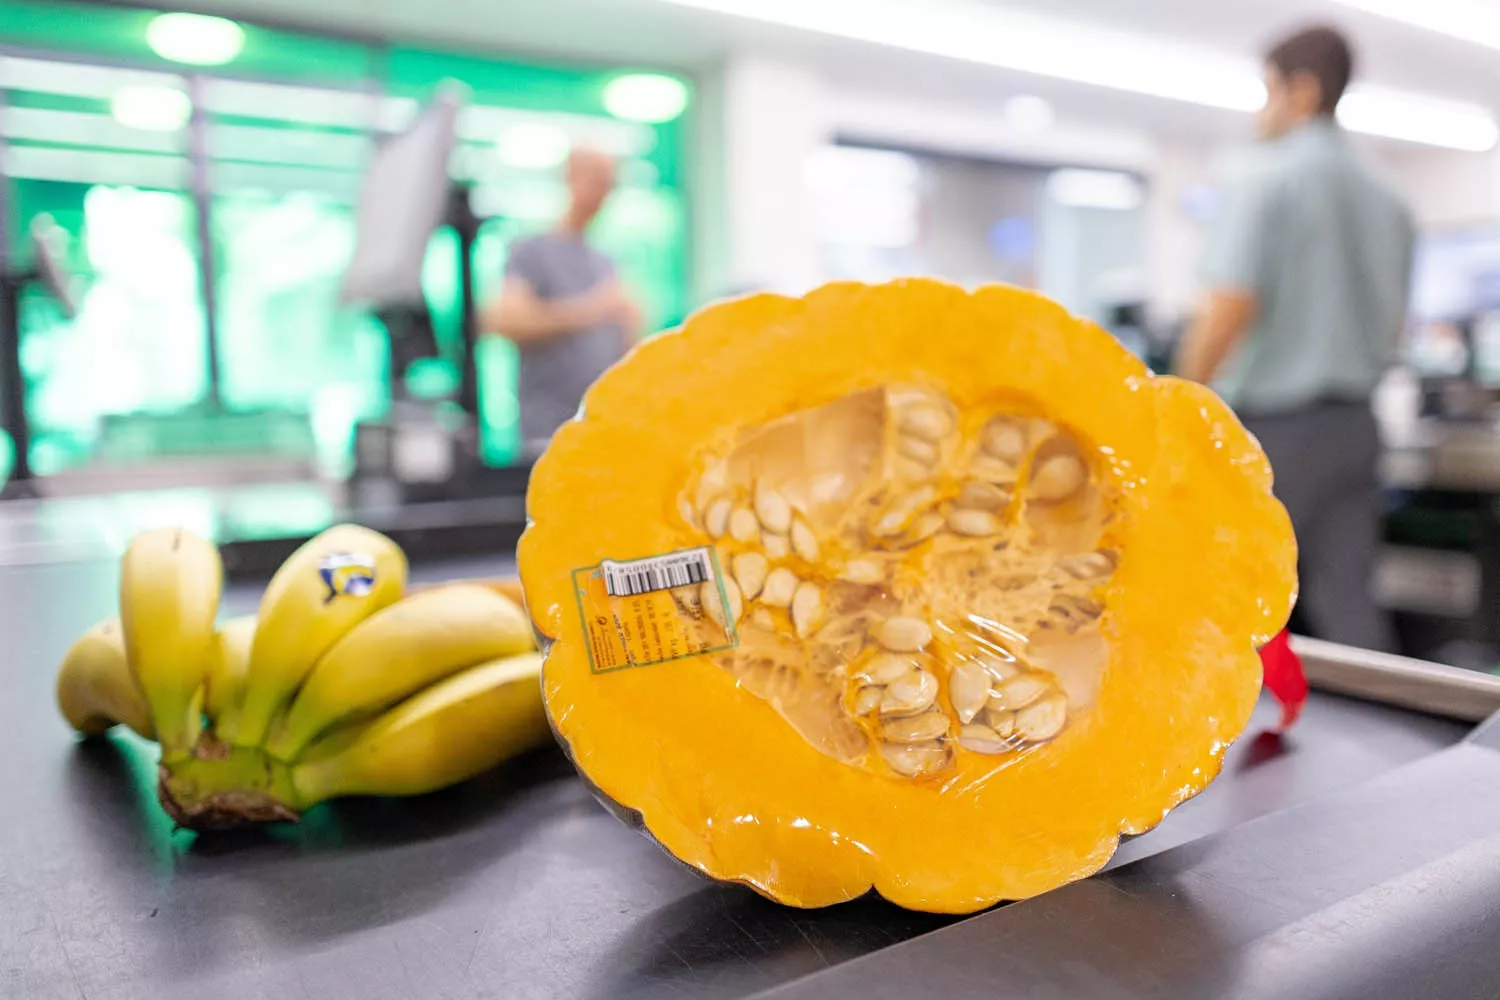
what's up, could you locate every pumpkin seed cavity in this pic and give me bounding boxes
[681,385,1116,777]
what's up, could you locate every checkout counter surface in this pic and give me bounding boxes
[1,555,1495,999]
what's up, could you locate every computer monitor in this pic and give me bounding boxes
[340,89,464,308]
[1408,225,1500,383]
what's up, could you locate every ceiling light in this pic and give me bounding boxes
[1004,95,1055,133]
[1329,0,1500,51]
[496,122,572,170]
[1046,169,1144,211]
[656,0,1497,151]
[110,85,191,132]
[602,74,690,123]
[146,13,245,66]
[658,0,1264,110]
[1339,86,1500,152]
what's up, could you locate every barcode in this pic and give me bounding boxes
[602,549,713,597]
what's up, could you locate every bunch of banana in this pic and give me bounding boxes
[55,524,550,829]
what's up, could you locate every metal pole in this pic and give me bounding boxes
[0,272,36,495]
[187,74,223,408]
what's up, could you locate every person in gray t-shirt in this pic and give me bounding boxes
[482,149,640,456]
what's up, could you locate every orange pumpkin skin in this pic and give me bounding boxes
[519,280,1296,913]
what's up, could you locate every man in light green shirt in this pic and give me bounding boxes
[1177,26,1414,652]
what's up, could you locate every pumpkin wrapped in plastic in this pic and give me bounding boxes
[519,280,1296,913]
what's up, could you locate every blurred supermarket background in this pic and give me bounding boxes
[6,0,1500,665]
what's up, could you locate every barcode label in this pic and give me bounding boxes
[602,548,713,597]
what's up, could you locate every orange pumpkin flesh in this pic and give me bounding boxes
[519,280,1296,913]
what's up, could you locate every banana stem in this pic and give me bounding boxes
[156,734,306,829]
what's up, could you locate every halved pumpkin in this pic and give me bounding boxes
[519,279,1295,913]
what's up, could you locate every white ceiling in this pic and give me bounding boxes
[154,0,1500,145]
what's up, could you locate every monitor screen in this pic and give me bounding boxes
[1407,226,1500,382]
[340,89,463,308]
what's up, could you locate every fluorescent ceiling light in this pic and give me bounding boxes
[602,73,690,123]
[200,79,379,129]
[0,55,182,100]
[110,85,191,132]
[0,146,190,188]
[657,0,1497,151]
[0,107,184,154]
[1339,86,1500,153]
[1047,169,1144,211]
[146,13,245,66]
[661,0,1264,110]
[1329,0,1500,51]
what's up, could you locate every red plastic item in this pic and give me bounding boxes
[1259,628,1308,731]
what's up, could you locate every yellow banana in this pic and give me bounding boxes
[55,618,155,740]
[204,615,256,730]
[291,652,547,803]
[224,524,406,747]
[264,584,533,761]
[119,527,222,753]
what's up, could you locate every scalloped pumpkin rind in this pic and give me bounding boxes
[519,279,1296,913]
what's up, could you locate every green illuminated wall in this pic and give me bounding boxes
[0,1,692,471]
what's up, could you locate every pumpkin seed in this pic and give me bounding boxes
[970,457,1019,486]
[882,711,949,743]
[1050,593,1102,630]
[957,723,1012,755]
[760,567,798,608]
[750,607,775,630]
[903,512,945,546]
[701,578,742,630]
[762,533,790,560]
[874,485,938,537]
[816,617,866,660]
[880,740,950,777]
[948,659,992,724]
[976,652,1023,683]
[899,405,950,441]
[754,481,793,534]
[981,419,1027,463]
[1016,691,1067,742]
[704,498,731,538]
[986,706,1018,736]
[791,582,825,639]
[1028,454,1087,503]
[898,436,940,466]
[841,559,885,585]
[790,518,820,562]
[989,673,1052,711]
[881,668,939,716]
[948,508,1002,537]
[956,480,1011,510]
[859,652,917,685]
[874,616,932,652]
[852,684,884,715]
[733,551,768,600]
[729,506,760,543]
[1059,550,1117,579]
[723,576,744,622]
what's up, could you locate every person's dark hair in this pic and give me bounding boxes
[1265,26,1355,115]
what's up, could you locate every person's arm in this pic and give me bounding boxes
[1176,288,1258,384]
[481,276,626,345]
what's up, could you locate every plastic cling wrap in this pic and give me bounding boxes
[521,280,1297,913]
